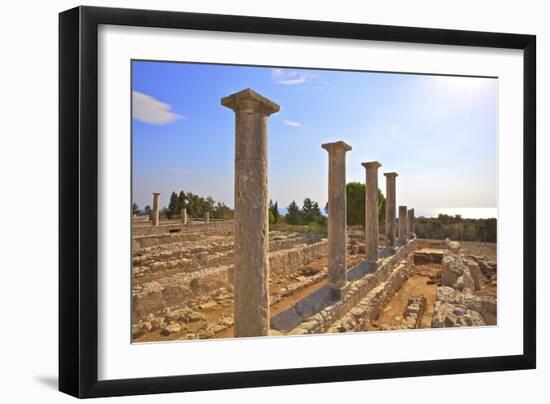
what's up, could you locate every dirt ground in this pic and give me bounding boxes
[133,239,497,341]
[133,252,366,342]
[367,262,442,330]
[368,241,497,331]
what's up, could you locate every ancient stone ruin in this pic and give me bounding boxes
[131,88,497,341]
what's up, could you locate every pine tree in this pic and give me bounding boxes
[301,197,314,223]
[285,200,301,224]
[273,201,280,223]
[311,201,322,223]
[269,200,280,224]
[132,203,139,215]
[167,192,179,219]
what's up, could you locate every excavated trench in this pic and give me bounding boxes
[132,226,496,342]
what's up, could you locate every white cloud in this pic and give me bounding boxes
[271,68,317,86]
[283,119,301,127]
[132,90,185,125]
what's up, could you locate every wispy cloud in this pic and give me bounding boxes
[271,68,317,86]
[167,167,192,175]
[283,119,301,127]
[132,90,186,125]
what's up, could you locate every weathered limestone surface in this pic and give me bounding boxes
[407,208,415,238]
[181,208,187,224]
[222,88,280,337]
[413,249,444,264]
[398,205,408,244]
[362,161,381,262]
[384,173,398,246]
[322,141,352,289]
[431,287,485,327]
[205,212,210,223]
[133,237,327,321]
[133,221,233,242]
[151,193,160,226]
[327,259,412,333]
[272,239,417,334]
[431,241,496,327]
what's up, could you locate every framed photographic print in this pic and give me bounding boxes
[59,6,536,398]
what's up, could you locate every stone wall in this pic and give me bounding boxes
[133,227,233,249]
[271,239,417,334]
[431,240,497,327]
[133,238,328,321]
[133,220,234,237]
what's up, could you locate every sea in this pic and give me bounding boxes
[414,207,497,219]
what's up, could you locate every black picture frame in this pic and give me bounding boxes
[59,5,536,398]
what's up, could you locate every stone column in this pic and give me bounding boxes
[322,141,352,290]
[362,161,382,262]
[181,207,187,224]
[398,205,408,244]
[151,193,160,226]
[408,208,415,238]
[221,88,280,337]
[384,172,398,247]
[205,212,210,223]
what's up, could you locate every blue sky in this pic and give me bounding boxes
[132,60,497,213]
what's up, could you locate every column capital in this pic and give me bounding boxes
[221,88,280,116]
[384,172,399,178]
[362,161,382,170]
[321,141,352,153]
[152,192,161,196]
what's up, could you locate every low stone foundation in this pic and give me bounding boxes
[431,241,496,327]
[133,220,233,237]
[133,227,232,249]
[270,239,417,334]
[133,239,329,321]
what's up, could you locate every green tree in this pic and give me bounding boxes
[132,202,139,215]
[345,182,386,227]
[346,182,365,226]
[178,191,186,211]
[269,200,280,224]
[213,201,233,220]
[285,200,302,224]
[301,197,314,223]
[166,191,179,218]
[144,205,151,216]
[377,188,386,226]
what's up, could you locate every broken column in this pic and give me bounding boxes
[151,193,160,226]
[205,211,210,223]
[362,161,382,262]
[384,172,398,246]
[322,141,352,290]
[408,208,415,238]
[181,207,187,224]
[398,205,408,245]
[221,88,280,337]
